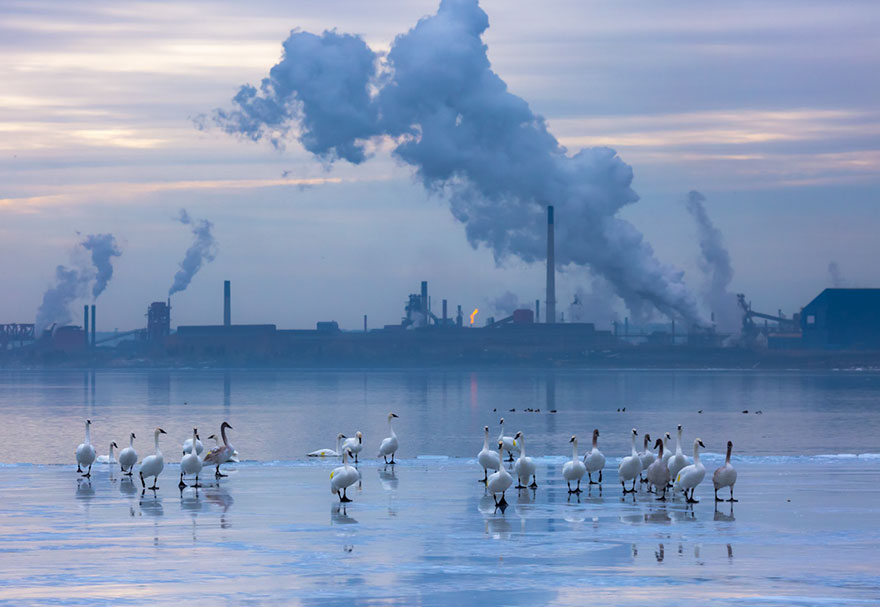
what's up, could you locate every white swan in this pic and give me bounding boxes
[513,431,537,488]
[638,433,655,481]
[182,436,204,456]
[646,437,670,500]
[206,433,240,463]
[497,418,519,461]
[666,424,691,484]
[75,419,96,478]
[486,440,513,507]
[139,427,167,491]
[179,428,203,489]
[203,422,235,478]
[661,432,673,466]
[674,438,707,503]
[330,448,360,502]
[477,425,501,482]
[618,428,641,494]
[713,440,738,502]
[377,413,399,464]
[341,431,363,463]
[308,433,346,458]
[96,441,118,464]
[562,435,586,493]
[583,428,605,484]
[118,432,137,476]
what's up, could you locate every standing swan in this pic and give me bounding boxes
[139,428,167,491]
[713,440,738,502]
[308,433,346,457]
[513,431,537,488]
[330,448,360,502]
[377,413,399,464]
[583,428,605,484]
[75,419,96,478]
[674,438,707,503]
[666,424,690,485]
[118,432,137,476]
[477,425,501,482]
[618,428,641,494]
[182,435,204,456]
[661,432,673,466]
[646,437,671,500]
[497,418,519,462]
[342,431,364,463]
[203,422,235,478]
[486,441,513,507]
[180,428,203,489]
[638,433,655,482]
[562,435,586,493]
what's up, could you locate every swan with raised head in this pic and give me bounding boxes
[497,418,519,461]
[377,413,399,464]
[180,428,203,489]
[477,425,501,482]
[674,438,707,503]
[618,428,641,494]
[308,433,346,458]
[206,433,240,463]
[96,441,118,464]
[118,432,137,476]
[139,428,167,490]
[638,433,654,481]
[513,431,537,488]
[583,428,605,484]
[562,435,587,493]
[646,437,671,500]
[182,435,204,456]
[666,424,690,484]
[713,440,738,502]
[341,431,363,463]
[203,421,235,478]
[486,440,513,507]
[661,432,673,465]
[75,419,96,478]
[330,448,360,502]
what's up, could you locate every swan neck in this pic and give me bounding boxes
[725,443,732,464]
[518,436,526,458]
[592,434,598,449]
[693,441,701,464]
[571,440,578,461]
[129,435,135,448]
[483,428,489,450]
[85,423,91,444]
[388,417,396,438]
[630,433,637,456]
[109,443,114,457]
[221,425,229,446]
[336,435,343,452]
[154,430,161,453]
[675,429,682,454]
[657,442,664,458]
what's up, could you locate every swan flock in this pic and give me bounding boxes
[74,415,738,507]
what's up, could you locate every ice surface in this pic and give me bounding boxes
[0,459,878,606]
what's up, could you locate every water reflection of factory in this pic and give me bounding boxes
[3,206,880,365]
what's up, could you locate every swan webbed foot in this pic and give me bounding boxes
[529,481,538,489]
[515,483,526,489]
[76,465,82,473]
[727,498,738,502]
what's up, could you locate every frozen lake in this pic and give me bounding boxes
[0,369,879,605]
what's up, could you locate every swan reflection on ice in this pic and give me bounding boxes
[331,503,358,526]
[378,465,398,491]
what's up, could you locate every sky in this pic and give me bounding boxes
[2,0,879,333]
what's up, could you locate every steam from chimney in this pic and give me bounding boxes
[35,266,87,334]
[208,0,702,324]
[685,190,740,333]
[81,233,121,299]
[169,209,217,296]
[827,261,846,287]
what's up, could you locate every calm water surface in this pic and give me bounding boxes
[2,369,879,464]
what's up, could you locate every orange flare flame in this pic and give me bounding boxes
[470,308,478,325]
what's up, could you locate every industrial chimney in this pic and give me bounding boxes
[83,305,89,348]
[223,280,231,327]
[90,305,96,347]
[546,205,556,325]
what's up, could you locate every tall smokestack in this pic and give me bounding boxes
[83,305,89,348]
[90,305,96,347]
[421,281,428,319]
[223,280,231,327]
[442,299,448,325]
[536,299,540,324]
[546,205,556,324]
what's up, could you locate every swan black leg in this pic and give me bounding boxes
[149,477,159,490]
[179,473,186,489]
[599,470,603,483]
[529,475,538,489]
[715,488,722,502]
[140,471,145,488]
[340,488,352,503]
[193,474,201,488]
[727,487,738,502]
[215,465,227,478]
[77,465,82,473]
[83,465,91,478]
[479,469,488,483]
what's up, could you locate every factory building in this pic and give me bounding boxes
[800,289,880,349]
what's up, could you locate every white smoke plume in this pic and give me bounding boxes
[569,276,620,328]
[491,291,522,318]
[81,233,122,299]
[35,265,89,335]
[209,0,703,325]
[827,261,847,287]
[685,191,741,333]
[169,210,217,296]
